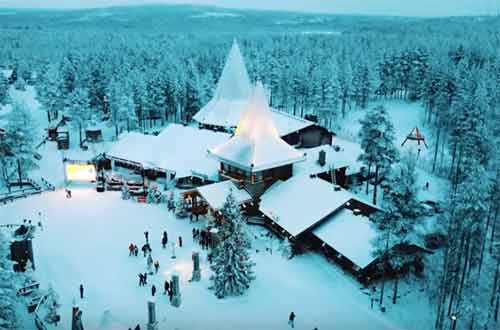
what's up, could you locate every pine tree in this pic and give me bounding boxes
[0,73,9,106]
[4,100,37,187]
[358,105,399,205]
[36,64,63,122]
[66,87,90,146]
[210,190,255,298]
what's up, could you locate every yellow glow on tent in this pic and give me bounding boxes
[65,164,97,182]
[234,82,279,139]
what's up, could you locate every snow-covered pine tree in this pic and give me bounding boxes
[210,190,255,299]
[0,230,20,330]
[119,94,138,132]
[387,151,421,221]
[370,190,400,307]
[0,73,9,106]
[358,105,398,205]
[66,87,90,146]
[4,100,37,187]
[36,64,63,122]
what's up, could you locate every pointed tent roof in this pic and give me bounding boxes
[209,82,305,172]
[401,127,428,148]
[213,39,252,101]
[193,40,251,127]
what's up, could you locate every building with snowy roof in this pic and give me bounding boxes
[193,40,332,148]
[106,124,230,185]
[208,82,307,197]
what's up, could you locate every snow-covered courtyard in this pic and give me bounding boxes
[1,188,404,330]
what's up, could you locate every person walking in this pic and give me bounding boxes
[134,245,139,257]
[288,312,295,328]
[178,236,183,248]
[129,243,135,256]
[154,261,160,274]
[138,273,144,286]
[168,287,173,302]
[143,273,148,285]
[151,285,156,297]
[144,231,149,242]
[79,284,84,299]
[161,231,168,249]
[164,280,170,295]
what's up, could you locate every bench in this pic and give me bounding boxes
[17,281,40,296]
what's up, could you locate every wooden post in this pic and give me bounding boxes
[171,273,181,307]
[147,300,158,330]
[191,252,201,282]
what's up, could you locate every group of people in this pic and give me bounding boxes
[128,244,139,257]
[192,228,213,250]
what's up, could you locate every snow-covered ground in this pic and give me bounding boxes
[1,84,448,330]
[2,189,403,330]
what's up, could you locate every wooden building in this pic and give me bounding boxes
[208,82,306,198]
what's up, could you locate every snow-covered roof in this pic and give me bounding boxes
[193,41,313,137]
[312,208,378,269]
[209,82,305,172]
[295,137,365,177]
[107,124,230,180]
[106,132,158,167]
[259,175,355,237]
[193,40,251,126]
[196,180,252,211]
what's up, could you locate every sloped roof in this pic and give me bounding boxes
[213,40,252,101]
[107,124,230,180]
[295,137,365,177]
[259,175,355,237]
[193,40,313,136]
[193,40,251,126]
[209,82,305,172]
[312,208,378,269]
[196,180,252,211]
[106,132,158,168]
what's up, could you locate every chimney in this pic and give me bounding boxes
[318,150,326,167]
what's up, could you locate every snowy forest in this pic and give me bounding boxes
[0,4,500,330]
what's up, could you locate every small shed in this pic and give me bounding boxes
[56,128,69,150]
[85,126,103,143]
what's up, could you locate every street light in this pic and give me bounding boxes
[450,314,458,330]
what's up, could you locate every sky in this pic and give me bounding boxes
[0,0,498,17]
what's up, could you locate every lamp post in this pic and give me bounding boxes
[450,314,458,330]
